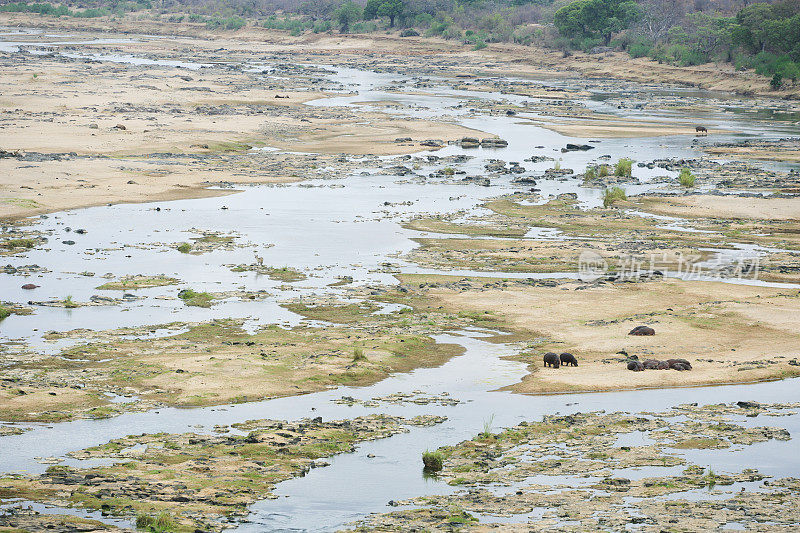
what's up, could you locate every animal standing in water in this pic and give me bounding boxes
[254,253,264,266]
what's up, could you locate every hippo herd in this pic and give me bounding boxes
[627,357,692,372]
[543,352,578,369]
[541,325,693,373]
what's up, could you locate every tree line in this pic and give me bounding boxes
[2,0,796,85]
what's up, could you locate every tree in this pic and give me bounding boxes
[336,1,362,32]
[554,0,641,45]
[364,0,405,27]
[363,0,381,20]
[377,0,404,27]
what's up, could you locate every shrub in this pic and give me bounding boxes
[473,40,487,50]
[603,186,627,207]
[628,38,653,58]
[0,304,11,321]
[598,164,610,177]
[422,450,444,471]
[352,346,367,362]
[63,295,79,309]
[771,72,784,90]
[480,414,494,439]
[614,158,633,177]
[176,242,191,253]
[678,168,696,187]
[207,16,245,30]
[400,29,419,37]
[312,20,332,33]
[583,166,597,180]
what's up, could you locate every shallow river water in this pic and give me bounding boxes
[1,30,800,531]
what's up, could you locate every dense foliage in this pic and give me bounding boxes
[554,0,640,47]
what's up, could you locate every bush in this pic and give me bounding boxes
[312,20,332,33]
[136,511,177,532]
[0,304,11,321]
[771,72,784,90]
[352,346,367,362]
[583,166,597,180]
[176,242,191,253]
[422,450,444,471]
[603,186,627,207]
[414,13,434,28]
[63,295,79,309]
[207,16,245,30]
[628,38,653,58]
[598,164,610,177]
[473,40,487,50]
[400,29,419,37]
[678,168,696,187]
[614,158,633,177]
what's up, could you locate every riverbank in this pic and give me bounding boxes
[0,12,794,99]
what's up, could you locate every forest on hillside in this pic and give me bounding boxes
[2,0,800,86]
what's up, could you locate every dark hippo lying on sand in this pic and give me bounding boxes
[629,358,692,371]
[629,325,655,336]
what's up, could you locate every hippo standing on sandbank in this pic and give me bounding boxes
[543,352,560,368]
[560,353,578,366]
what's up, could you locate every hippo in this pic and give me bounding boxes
[21,283,38,290]
[667,358,692,370]
[559,353,578,367]
[695,125,708,135]
[543,352,560,368]
[672,362,691,371]
[657,360,670,370]
[629,325,655,336]
[627,360,644,371]
[642,359,662,370]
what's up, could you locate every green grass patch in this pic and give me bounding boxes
[177,289,214,308]
[1,238,37,249]
[135,511,178,532]
[673,437,727,449]
[263,266,306,282]
[422,450,444,471]
[96,275,180,290]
